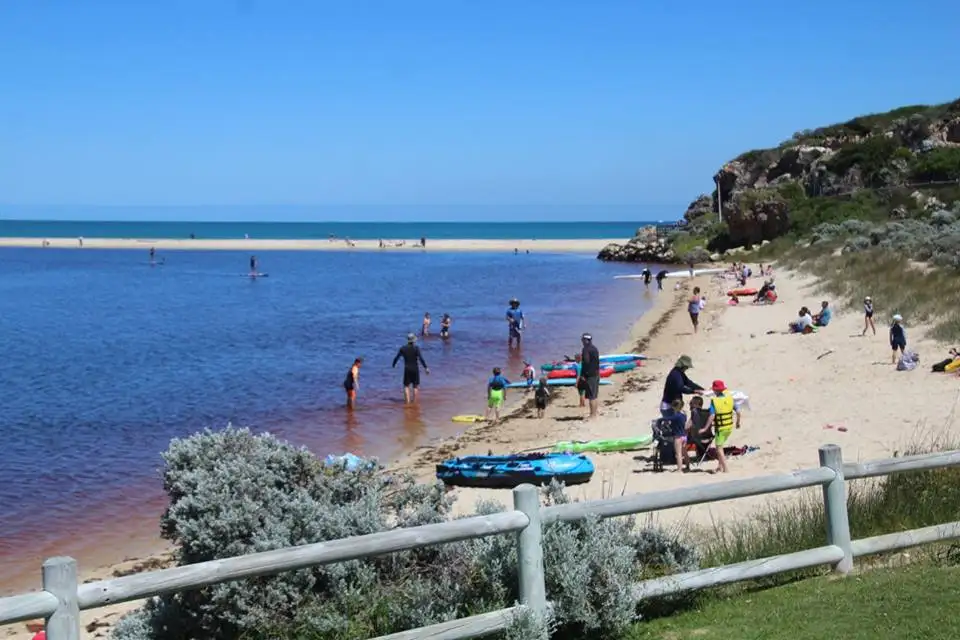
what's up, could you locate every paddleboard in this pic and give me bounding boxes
[452,415,486,423]
[504,379,612,389]
[552,435,653,453]
[599,353,646,362]
[245,273,270,278]
[613,274,651,280]
[665,268,724,278]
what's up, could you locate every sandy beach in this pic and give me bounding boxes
[0,237,618,253]
[6,265,960,639]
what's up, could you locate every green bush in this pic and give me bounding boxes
[113,428,701,640]
[911,147,960,182]
[825,136,910,187]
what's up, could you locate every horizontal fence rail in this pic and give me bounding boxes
[3,445,960,640]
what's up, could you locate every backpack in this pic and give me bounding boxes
[932,358,953,373]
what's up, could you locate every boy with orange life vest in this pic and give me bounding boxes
[701,380,741,473]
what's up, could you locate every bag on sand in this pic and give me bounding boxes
[897,351,920,371]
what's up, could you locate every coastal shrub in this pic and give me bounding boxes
[910,147,960,182]
[931,209,956,226]
[114,430,700,640]
[826,136,909,187]
[842,235,871,253]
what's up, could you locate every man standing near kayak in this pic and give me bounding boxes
[392,333,430,404]
[579,333,601,419]
[506,298,525,348]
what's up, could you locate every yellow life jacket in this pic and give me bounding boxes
[711,394,735,431]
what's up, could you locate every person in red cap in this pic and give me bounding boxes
[701,379,741,473]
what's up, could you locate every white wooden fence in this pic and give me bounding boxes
[3,444,960,640]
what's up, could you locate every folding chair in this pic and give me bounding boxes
[650,418,676,473]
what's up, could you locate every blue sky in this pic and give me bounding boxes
[1,1,958,221]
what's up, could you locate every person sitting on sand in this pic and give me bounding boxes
[660,355,703,416]
[534,377,550,418]
[862,296,876,336]
[702,380,741,473]
[754,279,775,303]
[440,313,452,338]
[661,398,691,473]
[789,307,814,334]
[813,301,832,327]
[485,367,510,424]
[687,395,711,460]
[890,314,907,364]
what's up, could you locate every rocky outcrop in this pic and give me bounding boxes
[597,235,677,264]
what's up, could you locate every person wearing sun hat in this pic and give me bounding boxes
[660,354,704,416]
[702,379,741,473]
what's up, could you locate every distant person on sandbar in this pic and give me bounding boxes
[579,333,601,419]
[249,255,258,276]
[343,357,363,409]
[660,355,703,416]
[641,266,652,288]
[506,298,525,348]
[655,269,668,291]
[862,296,876,336]
[393,333,429,403]
[421,312,431,336]
[440,313,452,338]
[485,367,510,424]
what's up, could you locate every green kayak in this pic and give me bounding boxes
[551,436,653,453]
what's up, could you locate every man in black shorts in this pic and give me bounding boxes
[392,333,430,404]
[579,333,601,419]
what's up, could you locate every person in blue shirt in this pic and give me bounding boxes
[484,367,511,423]
[506,298,525,348]
[659,398,691,473]
[813,301,833,327]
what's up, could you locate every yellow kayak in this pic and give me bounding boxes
[451,415,486,423]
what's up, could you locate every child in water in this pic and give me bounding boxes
[485,367,510,424]
[890,314,906,364]
[440,313,452,338]
[534,377,550,418]
[421,312,431,336]
[521,361,536,387]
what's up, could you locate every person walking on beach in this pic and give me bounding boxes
[688,287,702,333]
[579,333,601,419]
[655,269,668,291]
[660,355,703,416]
[343,357,363,409]
[484,367,510,424]
[506,298,525,348]
[890,314,907,364]
[534,377,550,418]
[702,380,741,474]
[862,296,876,336]
[393,333,430,403]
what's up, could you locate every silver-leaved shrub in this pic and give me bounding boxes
[113,428,698,640]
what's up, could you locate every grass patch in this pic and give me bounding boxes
[628,563,960,640]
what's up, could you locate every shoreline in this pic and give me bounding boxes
[9,264,960,638]
[0,237,620,253]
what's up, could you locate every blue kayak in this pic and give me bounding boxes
[599,353,646,362]
[436,452,595,489]
[504,378,612,389]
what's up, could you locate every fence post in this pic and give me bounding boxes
[513,484,547,618]
[818,445,853,574]
[42,557,80,640]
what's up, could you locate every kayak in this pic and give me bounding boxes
[727,288,757,296]
[546,367,614,379]
[451,415,485,423]
[503,379,612,389]
[435,452,595,489]
[541,359,642,372]
[552,435,653,453]
[665,268,724,278]
[610,361,640,373]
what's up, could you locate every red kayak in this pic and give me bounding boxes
[546,367,616,380]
